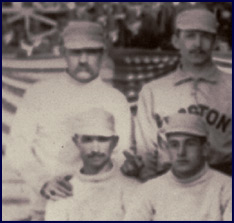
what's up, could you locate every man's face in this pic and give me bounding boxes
[65,48,104,83]
[173,30,216,65]
[74,135,118,169]
[167,133,207,179]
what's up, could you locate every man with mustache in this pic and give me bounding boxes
[7,21,131,220]
[125,113,232,221]
[45,108,138,221]
[122,7,232,180]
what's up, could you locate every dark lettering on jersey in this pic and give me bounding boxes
[178,108,186,114]
[177,104,231,133]
[206,109,219,126]
[198,104,209,117]
[216,115,231,133]
[188,105,200,115]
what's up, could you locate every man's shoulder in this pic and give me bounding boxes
[101,82,127,97]
[95,81,128,104]
[117,173,142,200]
[216,69,232,86]
[118,171,141,187]
[207,168,232,193]
[136,173,169,195]
[25,76,62,95]
[209,168,232,183]
[141,69,178,93]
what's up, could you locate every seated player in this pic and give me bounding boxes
[45,108,138,221]
[125,113,232,221]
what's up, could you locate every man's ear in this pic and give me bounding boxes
[172,34,180,50]
[212,36,218,50]
[72,134,79,146]
[202,141,210,158]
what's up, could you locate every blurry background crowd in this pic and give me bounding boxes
[2,2,232,108]
[2,2,232,57]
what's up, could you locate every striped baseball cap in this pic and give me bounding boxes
[62,21,105,49]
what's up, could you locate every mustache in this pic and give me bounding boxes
[74,63,94,75]
[87,152,105,158]
[176,159,189,162]
[190,48,206,55]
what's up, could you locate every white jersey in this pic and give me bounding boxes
[125,167,232,221]
[7,74,131,192]
[45,164,139,221]
[135,65,232,166]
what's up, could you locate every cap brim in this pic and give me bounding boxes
[177,25,216,34]
[75,127,116,137]
[165,127,207,137]
[65,41,105,49]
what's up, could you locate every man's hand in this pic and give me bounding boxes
[40,175,73,201]
[139,150,171,182]
[138,150,158,182]
[121,151,144,177]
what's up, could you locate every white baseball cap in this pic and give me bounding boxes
[175,8,217,34]
[62,21,105,49]
[69,108,116,137]
[164,113,208,137]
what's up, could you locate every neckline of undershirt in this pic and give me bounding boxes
[168,164,210,186]
[75,162,118,183]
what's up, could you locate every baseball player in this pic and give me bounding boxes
[45,108,138,221]
[125,113,232,221]
[7,21,131,220]
[122,7,232,180]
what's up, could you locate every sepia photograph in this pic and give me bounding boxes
[2,2,232,221]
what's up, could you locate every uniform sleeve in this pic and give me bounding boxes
[209,73,232,167]
[6,87,52,193]
[135,85,159,156]
[45,200,69,221]
[221,179,232,221]
[111,91,132,163]
[124,184,155,221]
[134,85,171,178]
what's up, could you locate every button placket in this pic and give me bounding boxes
[191,79,198,98]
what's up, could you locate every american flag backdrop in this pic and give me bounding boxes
[2,51,232,220]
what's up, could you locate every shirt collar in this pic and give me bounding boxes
[76,161,118,183]
[169,163,210,185]
[64,71,103,87]
[174,64,219,86]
